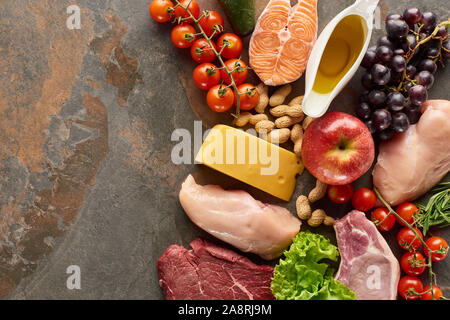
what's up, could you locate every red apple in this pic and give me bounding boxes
[301,112,375,185]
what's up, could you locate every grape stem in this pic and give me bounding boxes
[172,0,243,118]
[374,188,438,300]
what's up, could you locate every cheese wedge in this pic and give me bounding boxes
[195,125,303,201]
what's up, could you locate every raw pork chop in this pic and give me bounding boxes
[179,174,301,260]
[334,210,400,300]
[157,238,275,300]
[249,0,318,86]
[373,100,450,205]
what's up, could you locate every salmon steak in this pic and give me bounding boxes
[249,0,318,86]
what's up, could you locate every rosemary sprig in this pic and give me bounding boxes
[416,182,450,235]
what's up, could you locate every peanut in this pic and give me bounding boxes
[269,84,292,107]
[234,113,268,127]
[308,179,327,203]
[288,95,304,107]
[296,195,311,220]
[290,124,303,158]
[307,209,326,227]
[255,120,275,133]
[262,128,291,144]
[270,104,303,118]
[302,116,316,130]
[275,115,304,129]
[254,83,269,114]
[323,215,335,226]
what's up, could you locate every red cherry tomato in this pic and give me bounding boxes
[217,33,243,59]
[397,227,423,251]
[424,236,448,262]
[149,0,174,23]
[398,276,424,300]
[173,0,200,23]
[395,202,419,226]
[220,59,248,85]
[198,10,224,38]
[190,39,217,64]
[327,184,354,204]
[400,251,426,276]
[192,63,221,91]
[206,85,235,113]
[421,285,443,300]
[234,84,259,111]
[352,188,377,212]
[171,24,196,48]
[371,207,396,231]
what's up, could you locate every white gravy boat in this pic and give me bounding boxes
[302,0,379,118]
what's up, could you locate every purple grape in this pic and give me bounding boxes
[365,120,377,135]
[361,72,374,89]
[387,92,405,112]
[436,26,448,38]
[442,39,450,60]
[376,46,394,63]
[391,112,410,133]
[414,70,434,89]
[403,7,422,27]
[409,85,428,106]
[394,48,405,56]
[404,108,421,124]
[389,71,403,85]
[404,82,414,93]
[355,102,372,120]
[418,58,437,74]
[406,64,417,78]
[391,55,406,72]
[424,46,440,58]
[368,90,387,108]
[372,109,392,131]
[402,34,417,52]
[379,128,395,141]
[361,49,378,68]
[359,90,370,103]
[386,13,403,21]
[386,19,409,39]
[371,64,391,85]
[421,12,437,31]
[377,35,395,49]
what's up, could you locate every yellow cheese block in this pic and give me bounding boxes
[195,124,303,201]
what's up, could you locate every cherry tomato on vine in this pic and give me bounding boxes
[173,0,200,23]
[149,0,174,23]
[234,83,259,111]
[327,184,353,204]
[400,251,426,276]
[198,10,224,38]
[207,85,235,113]
[171,24,196,48]
[371,207,396,231]
[397,227,423,251]
[217,33,243,59]
[220,59,248,85]
[351,188,376,211]
[398,276,423,300]
[421,285,443,300]
[395,202,419,226]
[193,63,221,91]
[424,236,448,262]
[190,38,217,63]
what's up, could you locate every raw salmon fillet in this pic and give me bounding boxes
[249,0,318,86]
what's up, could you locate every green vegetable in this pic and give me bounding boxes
[217,0,255,37]
[416,181,450,235]
[271,232,356,300]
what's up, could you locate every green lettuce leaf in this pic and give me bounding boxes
[271,232,356,300]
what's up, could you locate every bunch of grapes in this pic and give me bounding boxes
[357,7,449,141]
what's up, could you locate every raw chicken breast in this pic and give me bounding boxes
[373,100,450,205]
[179,175,301,260]
[249,0,318,86]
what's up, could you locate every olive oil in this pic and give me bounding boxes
[312,15,367,94]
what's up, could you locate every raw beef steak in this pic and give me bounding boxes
[334,210,400,300]
[157,238,275,300]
